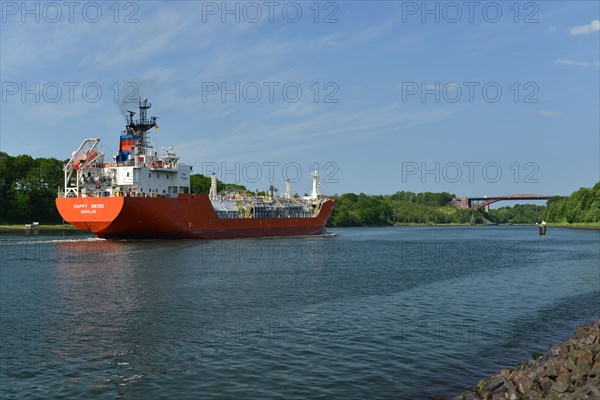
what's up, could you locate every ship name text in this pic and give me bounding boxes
[73,204,104,209]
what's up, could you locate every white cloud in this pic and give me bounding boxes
[537,110,563,118]
[309,34,340,48]
[269,103,321,118]
[569,20,600,35]
[0,21,94,75]
[92,8,193,68]
[394,82,461,91]
[177,103,461,162]
[555,59,600,67]
[325,15,403,49]
[547,26,557,33]
[139,67,177,86]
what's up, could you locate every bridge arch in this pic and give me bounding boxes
[450,194,556,211]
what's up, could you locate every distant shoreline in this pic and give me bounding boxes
[1,222,598,235]
[334,223,600,230]
[547,225,600,230]
[0,224,85,234]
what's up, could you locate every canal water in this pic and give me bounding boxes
[1,226,598,399]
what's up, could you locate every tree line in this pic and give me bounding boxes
[485,204,547,224]
[0,153,65,224]
[0,152,597,226]
[540,182,600,223]
[327,191,475,226]
[327,183,599,227]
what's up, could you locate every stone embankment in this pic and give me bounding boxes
[454,319,600,400]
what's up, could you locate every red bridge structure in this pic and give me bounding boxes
[450,194,556,211]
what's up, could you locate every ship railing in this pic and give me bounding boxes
[62,190,176,199]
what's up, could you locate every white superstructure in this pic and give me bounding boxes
[60,98,191,198]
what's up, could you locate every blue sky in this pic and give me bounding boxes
[1,1,598,199]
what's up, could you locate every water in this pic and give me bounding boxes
[1,227,598,399]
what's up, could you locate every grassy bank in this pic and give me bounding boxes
[0,224,84,234]
[547,222,600,230]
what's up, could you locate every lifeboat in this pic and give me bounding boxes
[73,149,98,171]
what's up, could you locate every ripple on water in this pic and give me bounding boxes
[1,227,598,399]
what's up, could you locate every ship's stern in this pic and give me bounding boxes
[56,197,124,233]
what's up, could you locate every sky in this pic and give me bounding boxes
[1,1,599,200]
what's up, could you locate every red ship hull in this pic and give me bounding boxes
[56,194,336,239]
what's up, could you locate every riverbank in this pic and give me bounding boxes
[2,222,598,235]
[453,319,600,399]
[337,223,600,230]
[0,224,83,234]
[485,223,599,230]
[547,222,600,230]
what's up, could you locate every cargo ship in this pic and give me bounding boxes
[55,98,336,239]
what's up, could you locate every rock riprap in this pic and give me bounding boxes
[454,319,600,400]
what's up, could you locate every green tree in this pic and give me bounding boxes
[0,153,65,223]
[541,182,600,223]
[190,174,247,194]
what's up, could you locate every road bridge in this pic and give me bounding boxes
[450,194,557,211]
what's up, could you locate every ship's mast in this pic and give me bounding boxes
[126,97,157,132]
[310,171,320,199]
[209,172,218,200]
[125,97,158,154]
[284,179,291,199]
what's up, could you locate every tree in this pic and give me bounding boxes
[541,183,600,223]
[0,153,66,223]
[190,174,247,194]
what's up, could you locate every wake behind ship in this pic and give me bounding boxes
[55,98,336,239]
